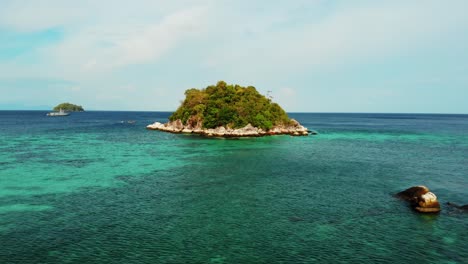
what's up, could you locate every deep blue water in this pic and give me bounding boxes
[1,111,467,263]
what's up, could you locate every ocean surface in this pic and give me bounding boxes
[0,111,467,263]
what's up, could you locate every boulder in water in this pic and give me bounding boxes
[396,186,441,213]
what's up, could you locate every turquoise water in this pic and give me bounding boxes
[1,111,467,263]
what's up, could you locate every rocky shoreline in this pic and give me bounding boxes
[146,119,310,137]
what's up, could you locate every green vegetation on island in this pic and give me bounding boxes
[53,103,84,112]
[169,81,293,130]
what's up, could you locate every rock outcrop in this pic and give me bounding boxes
[147,118,310,137]
[396,186,441,213]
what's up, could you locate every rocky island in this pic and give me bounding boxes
[147,81,309,137]
[53,102,84,112]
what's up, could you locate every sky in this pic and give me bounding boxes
[0,0,467,113]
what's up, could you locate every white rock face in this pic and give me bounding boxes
[181,128,193,133]
[146,122,164,130]
[147,119,310,137]
[419,192,438,207]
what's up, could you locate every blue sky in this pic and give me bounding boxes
[0,0,467,113]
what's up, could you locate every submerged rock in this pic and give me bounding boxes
[396,186,441,213]
[288,216,304,222]
[446,202,468,211]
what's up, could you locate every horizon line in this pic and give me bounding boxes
[1,109,467,115]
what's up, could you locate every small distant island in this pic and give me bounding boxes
[53,103,84,112]
[147,81,309,137]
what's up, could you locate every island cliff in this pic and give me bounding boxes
[147,81,309,137]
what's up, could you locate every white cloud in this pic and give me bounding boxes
[69,86,81,92]
[1,0,467,111]
[0,0,211,78]
[0,0,211,32]
[110,7,207,69]
[3,0,466,78]
[204,1,468,73]
[28,6,209,77]
[0,0,85,32]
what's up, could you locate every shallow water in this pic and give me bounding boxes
[1,111,467,263]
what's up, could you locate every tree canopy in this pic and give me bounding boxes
[53,103,84,112]
[169,81,292,130]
